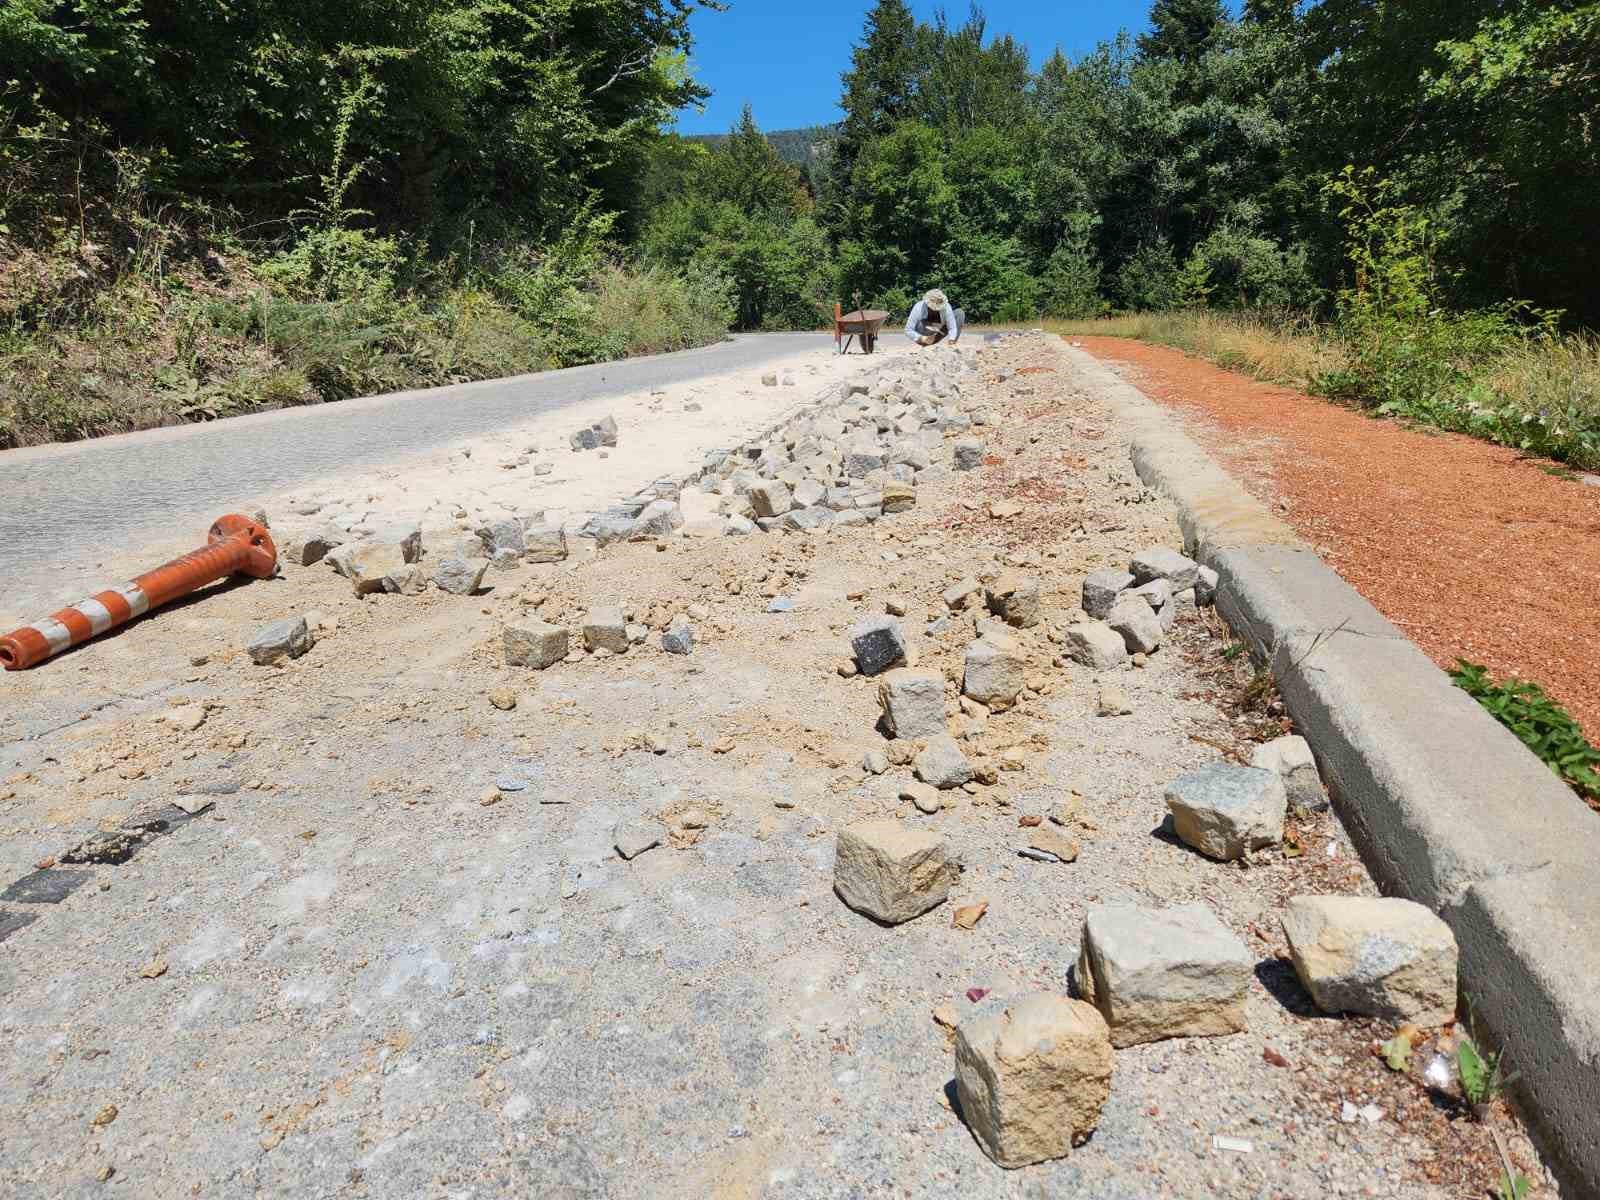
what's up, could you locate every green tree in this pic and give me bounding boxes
[1138,0,1230,64]
[833,0,922,197]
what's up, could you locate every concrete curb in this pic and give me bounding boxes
[1061,343,1600,1194]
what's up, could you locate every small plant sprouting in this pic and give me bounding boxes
[1457,1002,1519,1120]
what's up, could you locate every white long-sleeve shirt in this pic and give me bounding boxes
[904,299,960,343]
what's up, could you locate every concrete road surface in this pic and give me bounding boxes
[0,333,831,615]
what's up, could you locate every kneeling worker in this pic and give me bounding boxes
[905,289,963,346]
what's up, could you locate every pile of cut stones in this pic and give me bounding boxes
[828,540,1463,1171]
[695,347,986,536]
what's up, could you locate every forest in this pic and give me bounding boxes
[3,0,1597,463]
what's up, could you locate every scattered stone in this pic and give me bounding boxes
[660,617,695,655]
[1027,829,1080,863]
[914,735,975,790]
[154,705,207,733]
[525,523,569,564]
[884,594,911,617]
[487,688,517,711]
[1065,622,1128,670]
[632,499,684,538]
[283,526,345,567]
[954,994,1113,1168]
[885,740,918,767]
[877,669,948,740]
[749,481,794,518]
[327,542,412,596]
[1281,896,1458,1025]
[953,439,985,470]
[953,900,989,930]
[1076,903,1252,1047]
[1107,595,1163,655]
[433,555,489,595]
[582,607,630,654]
[862,750,890,776]
[569,427,599,451]
[138,959,168,980]
[723,515,756,536]
[1130,547,1200,591]
[1194,565,1219,606]
[989,500,1023,519]
[1131,578,1172,611]
[833,819,958,924]
[677,808,712,830]
[986,574,1041,628]
[1164,764,1287,861]
[613,819,665,861]
[503,620,569,670]
[1081,569,1135,620]
[477,517,526,562]
[593,415,619,447]
[767,596,794,613]
[1097,681,1132,717]
[963,635,1025,711]
[1250,735,1325,810]
[246,617,312,666]
[91,1104,120,1128]
[761,372,779,387]
[901,783,942,814]
[881,481,916,513]
[943,578,983,611]
[849,616,909,678]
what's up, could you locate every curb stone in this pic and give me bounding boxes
[1060,341,1600,1196]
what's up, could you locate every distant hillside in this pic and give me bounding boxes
[688,124,837,168]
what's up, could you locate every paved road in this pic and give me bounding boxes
[0,333,831,614]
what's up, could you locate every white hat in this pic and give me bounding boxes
[924,289,947,311]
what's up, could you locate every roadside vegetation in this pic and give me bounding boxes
[4,0,1598,456]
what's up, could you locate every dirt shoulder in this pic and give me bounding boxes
[1073,335,1600,748]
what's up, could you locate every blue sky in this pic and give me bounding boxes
[674,1,1161,135]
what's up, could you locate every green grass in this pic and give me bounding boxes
[1450,660,1600,805]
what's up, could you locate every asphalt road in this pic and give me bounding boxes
[0,333,831,615]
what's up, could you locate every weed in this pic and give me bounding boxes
[1450,660,1600,802]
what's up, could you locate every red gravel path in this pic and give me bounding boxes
[1074,336,1600,743]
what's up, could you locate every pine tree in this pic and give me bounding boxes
[1137,0,1229,64]
[833,0,923,188]
[1242,0,1296,22]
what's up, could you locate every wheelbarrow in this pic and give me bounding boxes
[833,301,890,355]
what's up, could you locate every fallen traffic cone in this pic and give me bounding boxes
[0,514,278,670]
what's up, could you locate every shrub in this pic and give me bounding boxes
[1181,226,1321,312]
[1040,212,1104,319]
[1114,237,1181,311]
[932,227,1039,322]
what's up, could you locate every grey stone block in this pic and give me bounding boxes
[877,669,947,740]
[1064,622,1128,671]
[1077,903,1252,1047]
[247,617,312,665]
[1130,546,1200,591]
[503,620,568,669]
[833,819,957,924]
[1164,764,1286,861]
[1281,895,1458,1026]
[1082,570,1134,620]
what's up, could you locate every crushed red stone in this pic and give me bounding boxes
[1074,336,1600,757]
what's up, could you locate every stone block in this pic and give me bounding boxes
[915,735,975,790]
[1130,547,1199,591]
[247,617,311,666]
[1107,595,1163,655]
[661,617,695,655]
[749,480,794,519]
[954,994,1113,1168]
[963,636,1024,711]
[582,606,630,654]
[1082,570,1134,620]
[504,620,569,669]
[987,574,1041,628]
[877,669,948,739]
[833,819,958,924]
[1281,896,1458,1025]
[1251,735,1325,811]
[1164,764,1286,861]
[1076,903,1252,1047]
[851,616,908,677]
[1064,622,1128,671]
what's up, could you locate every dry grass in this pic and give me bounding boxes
[1489,330,1600,429]
[1043,310,1349,390]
